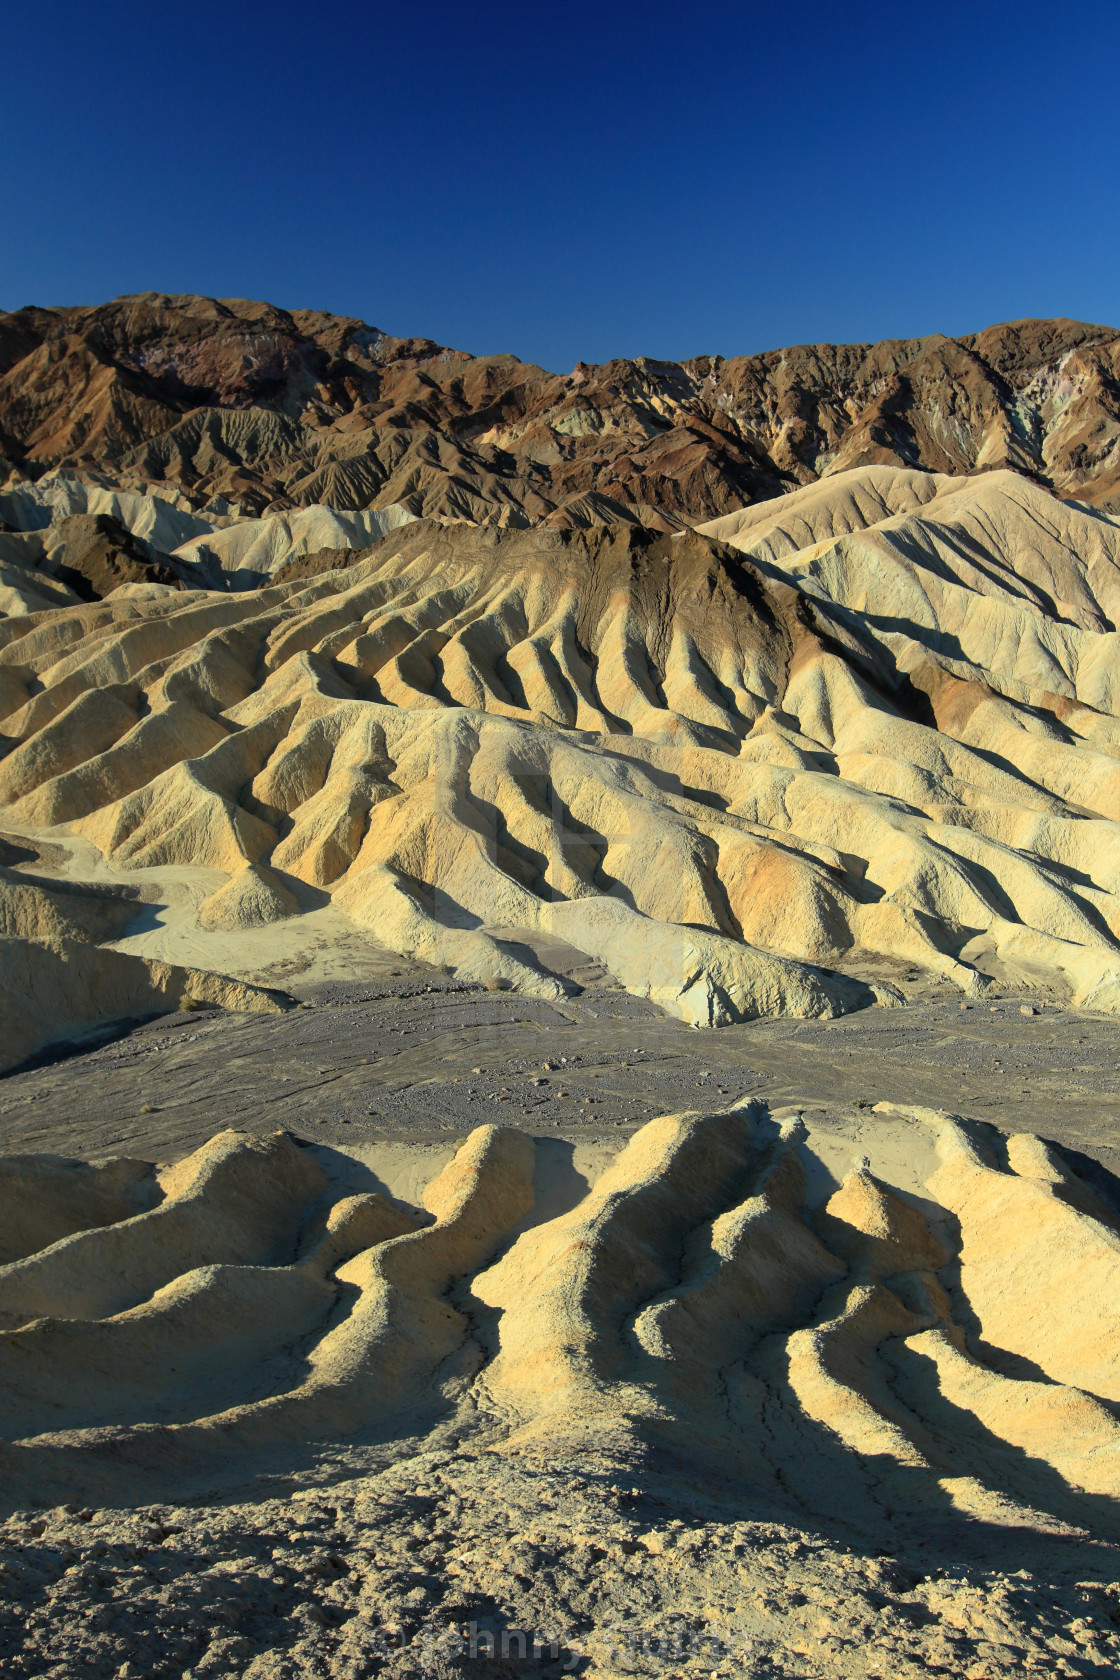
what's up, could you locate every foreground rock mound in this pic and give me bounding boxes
[2,1105,1120,1679]
[2,1104,1119,1554]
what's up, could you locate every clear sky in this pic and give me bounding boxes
[3,0,1119,371]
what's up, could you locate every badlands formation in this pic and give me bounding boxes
[0,300,1119,1676]
[0,461,1118,1063]
[1,1099,1120,1678]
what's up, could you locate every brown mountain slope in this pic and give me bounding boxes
[1,294,1118,523]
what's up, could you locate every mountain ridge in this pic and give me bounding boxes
[2,294,1118,525]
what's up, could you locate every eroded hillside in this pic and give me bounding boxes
[2,1103,1120,1678]
[0,464,1117,1069]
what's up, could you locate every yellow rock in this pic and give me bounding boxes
[0,466,1117,1049]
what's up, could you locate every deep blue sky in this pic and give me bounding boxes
[3,0,1119,371]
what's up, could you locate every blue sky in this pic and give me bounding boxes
[3,0,1119,370]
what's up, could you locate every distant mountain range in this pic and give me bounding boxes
[2,294,1118,524]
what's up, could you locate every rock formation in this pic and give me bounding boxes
[2,295,1118,527]
[0,461,1116,1065]
[1,1103,1119,1545]
[1,294,1120,1671]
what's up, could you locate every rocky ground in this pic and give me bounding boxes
[3,1448,1120,1680]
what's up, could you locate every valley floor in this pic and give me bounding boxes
[2,972,1117,1182]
